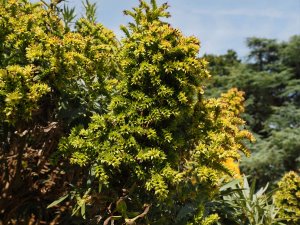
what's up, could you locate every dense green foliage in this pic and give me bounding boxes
[59,1,254,224]
[205,36,300,187]
[0,0,118,224]
[274,171,300,225]
[0,0,299,224]
[0,0,255,224]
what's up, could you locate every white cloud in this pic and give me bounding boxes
[167,3,300,56]
[191,8,299,20]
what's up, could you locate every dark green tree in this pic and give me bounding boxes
[204,36,300,188]
[246,37,282,72]
[281,35,300,78]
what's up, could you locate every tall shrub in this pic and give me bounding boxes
[0,0,117,223]
[59,1,254,224]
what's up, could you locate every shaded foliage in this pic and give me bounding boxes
[204,35,300,188]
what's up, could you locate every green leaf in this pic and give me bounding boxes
[220,178,240,191]
[98,183,102,193]
[47,194,69,208]
[81,202,86,219]
[116,198,127,217]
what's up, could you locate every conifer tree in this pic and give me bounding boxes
[60,1,253,224]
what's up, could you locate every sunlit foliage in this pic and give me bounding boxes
[274,171,300,225]
[0,0,255,224]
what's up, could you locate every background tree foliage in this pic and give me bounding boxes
[205,35,300,188]
[0,0,299,224]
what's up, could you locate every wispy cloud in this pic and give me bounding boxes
[167,0,300,56]
[191,8,299,20]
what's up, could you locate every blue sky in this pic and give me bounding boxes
[63,0,300,57]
